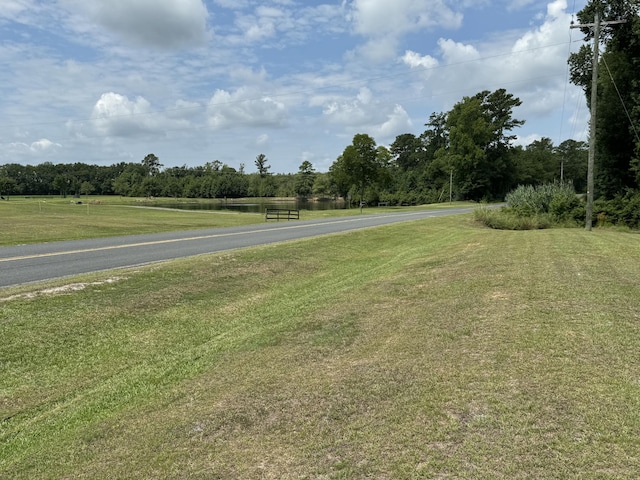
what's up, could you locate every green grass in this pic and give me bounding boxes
[1,215,639,478]
[0,196,476,246]
[0,196,263,246]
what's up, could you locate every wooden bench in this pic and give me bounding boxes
[265,208,300,221]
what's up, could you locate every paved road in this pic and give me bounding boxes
[0,207,474,289]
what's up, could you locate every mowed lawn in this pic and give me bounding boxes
[1,215,639,478]
[0,197,263,246]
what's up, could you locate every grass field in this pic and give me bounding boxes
[1,208,639,478]
[0,196,263,246]
[0,196,473,246]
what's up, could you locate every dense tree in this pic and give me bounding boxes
[390,133,425,171]
[422,112,449,159]
[329,134,389,208]
[80,181,95,197]
[513,137,557,186]
[113,163,146,196]
[437,89,523,200]
[312,173,331,198]
[555,139,588,192]
[569,0,640,197]
[52,173,73,197]
[142,153,162,177]
[294,161,316,198]
[0,174,18,198]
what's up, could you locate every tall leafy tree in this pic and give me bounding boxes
[569,0,640,196]
[439,89,523,200]
[422,112,449,159]
[390,133,425,171]
[294,160,316,198]
[142,153,162,176]
[329,133,387,208]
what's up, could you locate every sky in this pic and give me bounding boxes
[0,0,590,174]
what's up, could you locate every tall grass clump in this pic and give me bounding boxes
[473,207,552,230]
[476,182,585,230]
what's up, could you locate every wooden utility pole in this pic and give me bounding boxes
[571,12,626,231]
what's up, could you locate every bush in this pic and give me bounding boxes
[594,190,640,229]
[477,182,584,230]
[506,182,581,218]
[474,207,552,230]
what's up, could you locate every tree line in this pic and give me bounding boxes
[0,124,585,204]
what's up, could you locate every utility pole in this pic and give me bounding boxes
[571,11,626,231]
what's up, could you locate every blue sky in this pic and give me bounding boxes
[1,0,588,174]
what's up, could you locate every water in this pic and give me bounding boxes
[153,198,347,213]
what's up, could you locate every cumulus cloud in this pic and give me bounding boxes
[322,87,412,141]
[91,92,191,137]
[401,50,439,70]
[207,88,288,129]
[344,0,463,61]
[323,87,376,127]
[5,139,62,158]
[399,0,577,117]
[372,105,412,139]
[349,0,462,36]
[68,0,210,49]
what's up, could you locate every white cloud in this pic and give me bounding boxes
[399,1,578,106]
[345,0,463,61]
[207,88,288,129]
[30,138,62,152]
[66,0,210,49]
[321,87,412,142]
[372,105,412,139]
[349,0,462,36]
[323,87,376,127]
[4,138,62,159]
[438,38,481,63]
[401,50,439,69]
[91,92,191,137]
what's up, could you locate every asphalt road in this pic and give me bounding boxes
[0,207,474,289]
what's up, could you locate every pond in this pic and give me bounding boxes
[153,198,348,213]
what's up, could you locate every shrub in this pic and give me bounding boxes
[594,190,640,229]
[474,207,552,230]
[506,182,581,218]
[478,182,584,230]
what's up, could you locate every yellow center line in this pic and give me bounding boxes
[0,214,420,263]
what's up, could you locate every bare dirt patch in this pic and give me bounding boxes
[0,277,124,302]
